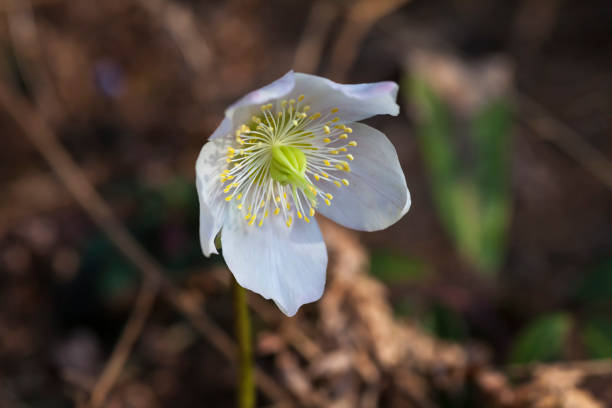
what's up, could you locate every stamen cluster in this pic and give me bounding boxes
[218,94,358,228]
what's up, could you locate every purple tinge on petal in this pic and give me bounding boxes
[291,73,400,122]
[340,81,398,102]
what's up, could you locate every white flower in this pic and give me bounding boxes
[196,71,410,316]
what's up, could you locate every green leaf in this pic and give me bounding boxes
[404,75,513,277]
[471,100,512,200]
[471,100,512,273]
[509,313,572,363]
[406,76,459,237]
[370,249,429,283]
[583,317,612,358]
[422,303,469,341]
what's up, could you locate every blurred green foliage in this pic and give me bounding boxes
[509,313,572,363]
[423,303,469,341]
[503,259,612,364]
[406,77,512,275]
[370,249,429,283]
[578,258,612,359]
[403,76,612,366]
[583,317,612,358]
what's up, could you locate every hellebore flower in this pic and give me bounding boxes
[196,71,410,316]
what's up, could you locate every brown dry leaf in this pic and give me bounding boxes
[515,367,604,408]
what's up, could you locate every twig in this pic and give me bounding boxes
[134,0,215,102]
[292,0,339,74]
[518,91,612,191]
[89,280,159,407]
[0,81,292,404]
[135,0,213,73]
[327,0,410,81]
[5,0,64,122]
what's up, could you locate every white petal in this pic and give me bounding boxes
[221,210,327,316]
[290,73,399,122]
[209,71,296,139]
[195,138,230,256]
[209,117,232,140]
[315,122,410,231]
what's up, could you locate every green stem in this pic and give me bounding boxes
[232,275,255,408]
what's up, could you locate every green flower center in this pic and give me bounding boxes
[270,145,316,204]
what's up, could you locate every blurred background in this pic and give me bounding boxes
[1,0,612,407]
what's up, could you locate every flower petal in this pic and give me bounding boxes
[195,138,230,256]
[291,73,399,122]
[209,117,232,140]
[209,71,296,139]
[221,210,327,316]
[314,122,410,231]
